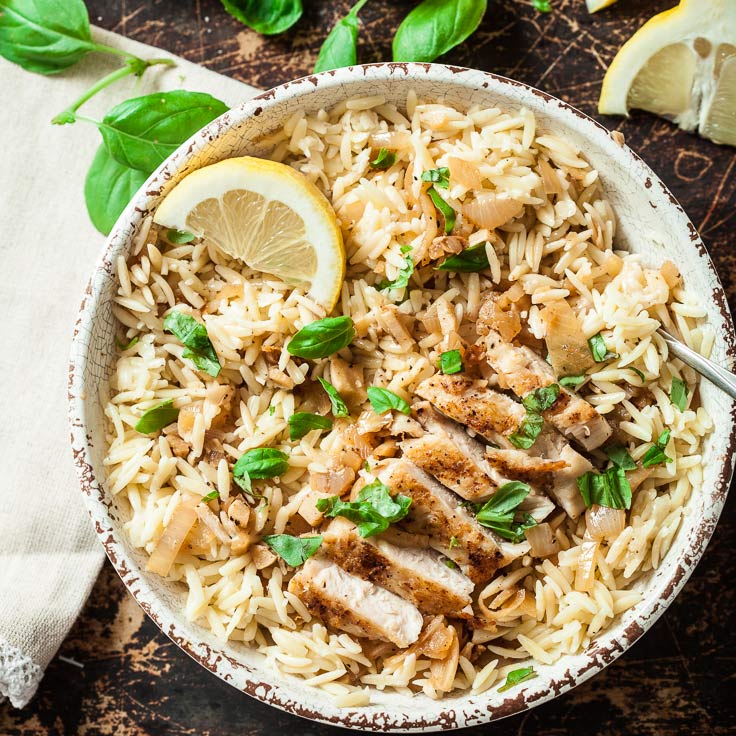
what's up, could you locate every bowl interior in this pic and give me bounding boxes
[69,64,736,732]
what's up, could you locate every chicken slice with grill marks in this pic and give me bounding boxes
[288,557,423,648]
[375,458,527,584]
[483,329,612,451]
[414,374,525,447]
[321,518,474,618]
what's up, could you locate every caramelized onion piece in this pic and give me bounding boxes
[147,501,198,576]
[660,260,681,288]
[464,193,524,230]
[369,130,411,150]
[477,293,521,342]
[525,522,559,557]
[447,156,482,190]
[538,157,563,196]
[585,505,625,540]
[540,300,595,377]
[574,539,599,592]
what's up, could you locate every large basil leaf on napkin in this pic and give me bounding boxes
[220,0,303,35]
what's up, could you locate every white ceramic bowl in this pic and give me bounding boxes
[69,63,736,731]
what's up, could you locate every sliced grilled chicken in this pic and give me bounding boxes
[376,458,526,583]
[414,374,524,446]
[288,557,423,648]
[322,518,474,617]
[483,329,612,450]
[484,447,568,483]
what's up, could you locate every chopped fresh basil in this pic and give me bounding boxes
[163,310,221,377]
[134,399,179,434]
[233,448,289,496]
[370,147,396,169]
[288,412,333,440]
[367,386,411,415]
[262,534,323,567]
[670,377,689,412]
[642,429,673,468]
[588,332,617,363]
[532,0,551,12]
[364,460,371,472]
[421,167,450,189]
[475,481,536,542]
[604,443,637,471]
[318,377,350,417]
[115,335,139,351]
[629,367,646,382]
[559,374,586,389]
[378,250,414,291]
[316,479,412,537]
[498,666,538,692]
[522,384,560,413]
[287,316,355,359]
[577,466,632,510]
[201,490,219,502]
[443,558,459,570]
[427,186,456,234]
[165,228,196,244]
[268,405,276,416]
[449,535,460,549]
[439,349,463,375]
[508,412,544,449]
[436,242,490,272]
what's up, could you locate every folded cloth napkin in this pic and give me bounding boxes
[0,26,258,708]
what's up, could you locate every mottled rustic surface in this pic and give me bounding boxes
[3,0,735,733]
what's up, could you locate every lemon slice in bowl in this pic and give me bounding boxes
[599,0,736,146]
[586,0,619,13]
[153,157,345,312]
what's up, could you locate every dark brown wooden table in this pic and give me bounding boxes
[3,1,735,733]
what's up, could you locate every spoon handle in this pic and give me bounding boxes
[659,330,736,401]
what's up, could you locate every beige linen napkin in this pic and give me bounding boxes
[0,27,258,708]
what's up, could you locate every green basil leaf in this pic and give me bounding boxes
[475,483,535,542]
[670,377,689,412]
[642,429,673,468]
[163,310,221,377]
[262,534,323,566]
[115,335,139,351]
[134,399,179,434]
[498,666,537,692]
[559,374,586,389]
[482,512,537,543]
[165,229,196,244]
[508,413,544,449]
[522,384,560,413]
[532,0,552,12]
[421,167,450,189]
[318,377,350,418]
[629,367,646,382]
[378,251,414,291]
[577,466,632,510]
[477,481,532,516]
[0,0,95,74]
[439,350,463,375]
[370,147,397,169]
[443,557,459,569]
[288,412,333,440]
[201,490,219,502]
[436,242,490,272]
[367,386,411,415]
[219,0,302,35]
[287,316,354,359]
[427,186,456,234]
[392,0,487,63]
[588,332,617,363]
[84,144,148,235]
[97,91,228,172]
[604,444,637,471]
[313,0,369,72]
[233,448,289,494]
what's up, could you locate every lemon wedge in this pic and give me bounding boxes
[599,0,736,146]
[586,0,619,13]
[153,157,345,312]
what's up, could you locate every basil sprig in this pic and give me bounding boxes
[421,167,450,189]
[318,378,350,417]
[474,481,536,543]
[670,377,689,411]
[439,350,463,375]
[370,147,396,169]
[577,466,632,510]
[313,0,369,72]
[393,0,487,63]
[233,447,289,495]
[498,666,537,693]
[427,186,456,234]
[642,430,673,468]
[436,242,490,272]
[316,480,412,538]
[220,0,303,35]
[287,316,355,359]
[367,386,411,415]
[588,332,618,363]
[164,310,221,377]
[288,412,333,441]
[134,399,179,434]
[262,534,323,567]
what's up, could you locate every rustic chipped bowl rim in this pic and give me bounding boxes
[69,62,736,731]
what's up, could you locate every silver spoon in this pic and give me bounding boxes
[658,330,736,401]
